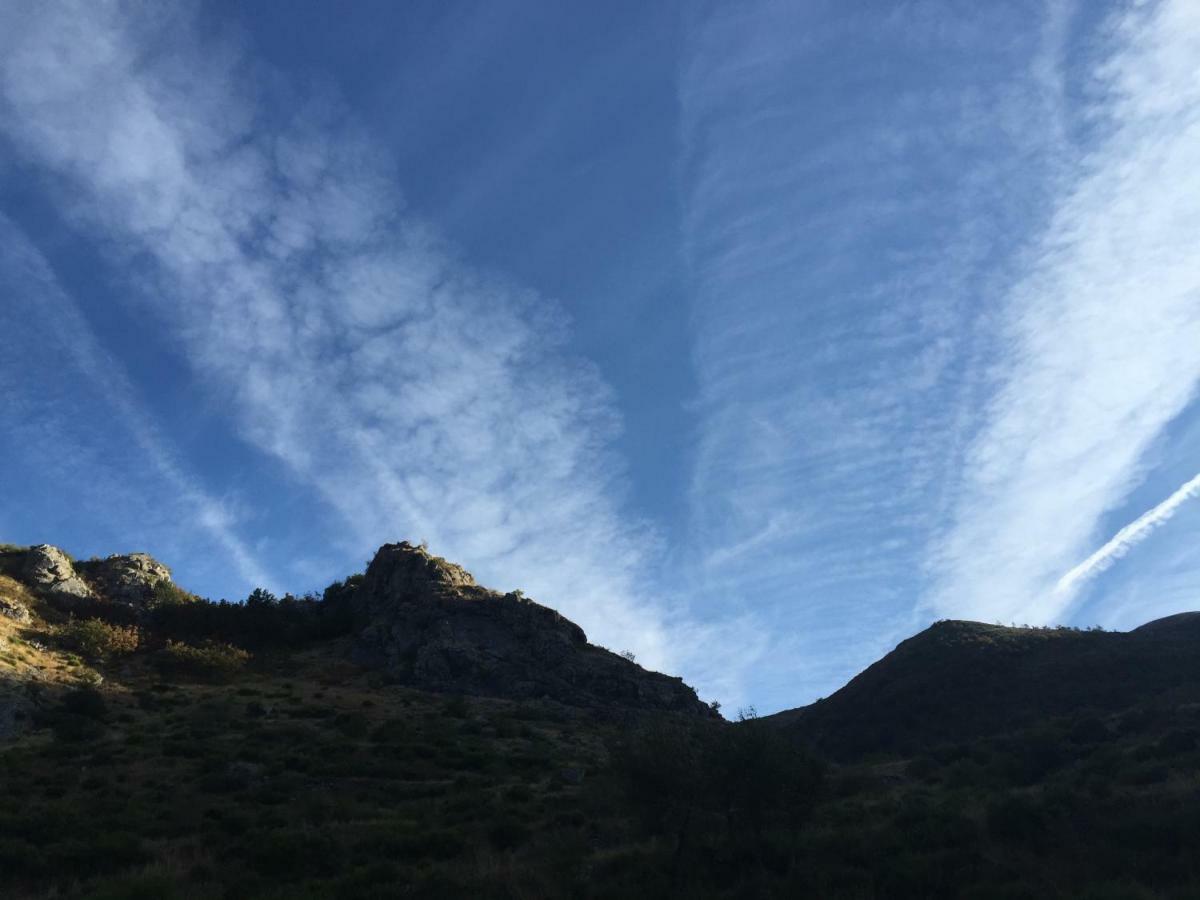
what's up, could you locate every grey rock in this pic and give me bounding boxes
[81,552,173,606]
[351,542,716,717]
[21,545,94,606]
[0,595,31,624]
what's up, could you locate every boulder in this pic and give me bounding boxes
[352,542,715,717]
[20,545,94,606]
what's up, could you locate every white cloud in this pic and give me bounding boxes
[1056,470,1200,595]
[0,0,692,672]
[927,0,1200,623]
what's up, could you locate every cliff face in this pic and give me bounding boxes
[351,542,715,717]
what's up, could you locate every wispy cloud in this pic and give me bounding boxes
[0,0,695,672]
[927,0,1200,623]
[1056,470,1200,595]
[678,3,1078,708]
[0,213,275,591]
[679,0,1200,708]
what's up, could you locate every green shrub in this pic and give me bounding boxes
[150,580,195,606]
[155,640,250,680]
[60,618,140,660]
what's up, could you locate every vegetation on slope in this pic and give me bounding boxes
[2,546,1200,897]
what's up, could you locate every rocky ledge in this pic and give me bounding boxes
[352,542,715,717]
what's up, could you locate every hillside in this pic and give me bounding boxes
[767,617,1200,759]
[3,540,1200,898]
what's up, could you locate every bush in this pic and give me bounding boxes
[60,618,140,660]
[488,816,531,850]
[618,718,825,841]
[155,640,250,680]
[61,686,108,719]
[151,580,194,606]
[46,687,109,742]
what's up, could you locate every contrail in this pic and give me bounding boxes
[1056,470,1200,594]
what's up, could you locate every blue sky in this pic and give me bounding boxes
[2,0,1198,713]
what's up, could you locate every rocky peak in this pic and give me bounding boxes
[353,542,714,717]
[79,552,173,606]
[363,542,477,602]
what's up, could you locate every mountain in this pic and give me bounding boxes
[766,617,1200,759]
[3,539,1200,899]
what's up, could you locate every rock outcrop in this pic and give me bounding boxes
[352,542,715,717]
[9,545,176,612]
[20,545,94,606]
[79,553,173,606]
[0,595,31,625]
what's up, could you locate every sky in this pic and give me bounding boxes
[1,0,1198,714]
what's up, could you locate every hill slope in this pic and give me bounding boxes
[768,617,1200,758]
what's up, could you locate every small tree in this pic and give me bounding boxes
[60,618,140,660]
[245,588,278,607]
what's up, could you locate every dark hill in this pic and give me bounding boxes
[767,616,1200,758]
[350,542,714,716]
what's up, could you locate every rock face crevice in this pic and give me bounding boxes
[352,542,714,716]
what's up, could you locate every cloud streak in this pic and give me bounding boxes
[0,0,692,673]
[679,0,1200,707]
[678,3,1079,708]
[1056,470,1200,595]
[927,0,1200,623]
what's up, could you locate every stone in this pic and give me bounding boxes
[0,580,31,624]
[21,545,94,606]
[0,596,30,625]
[351,542,716,717]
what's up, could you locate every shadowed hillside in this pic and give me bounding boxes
[767,617,1200,759]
